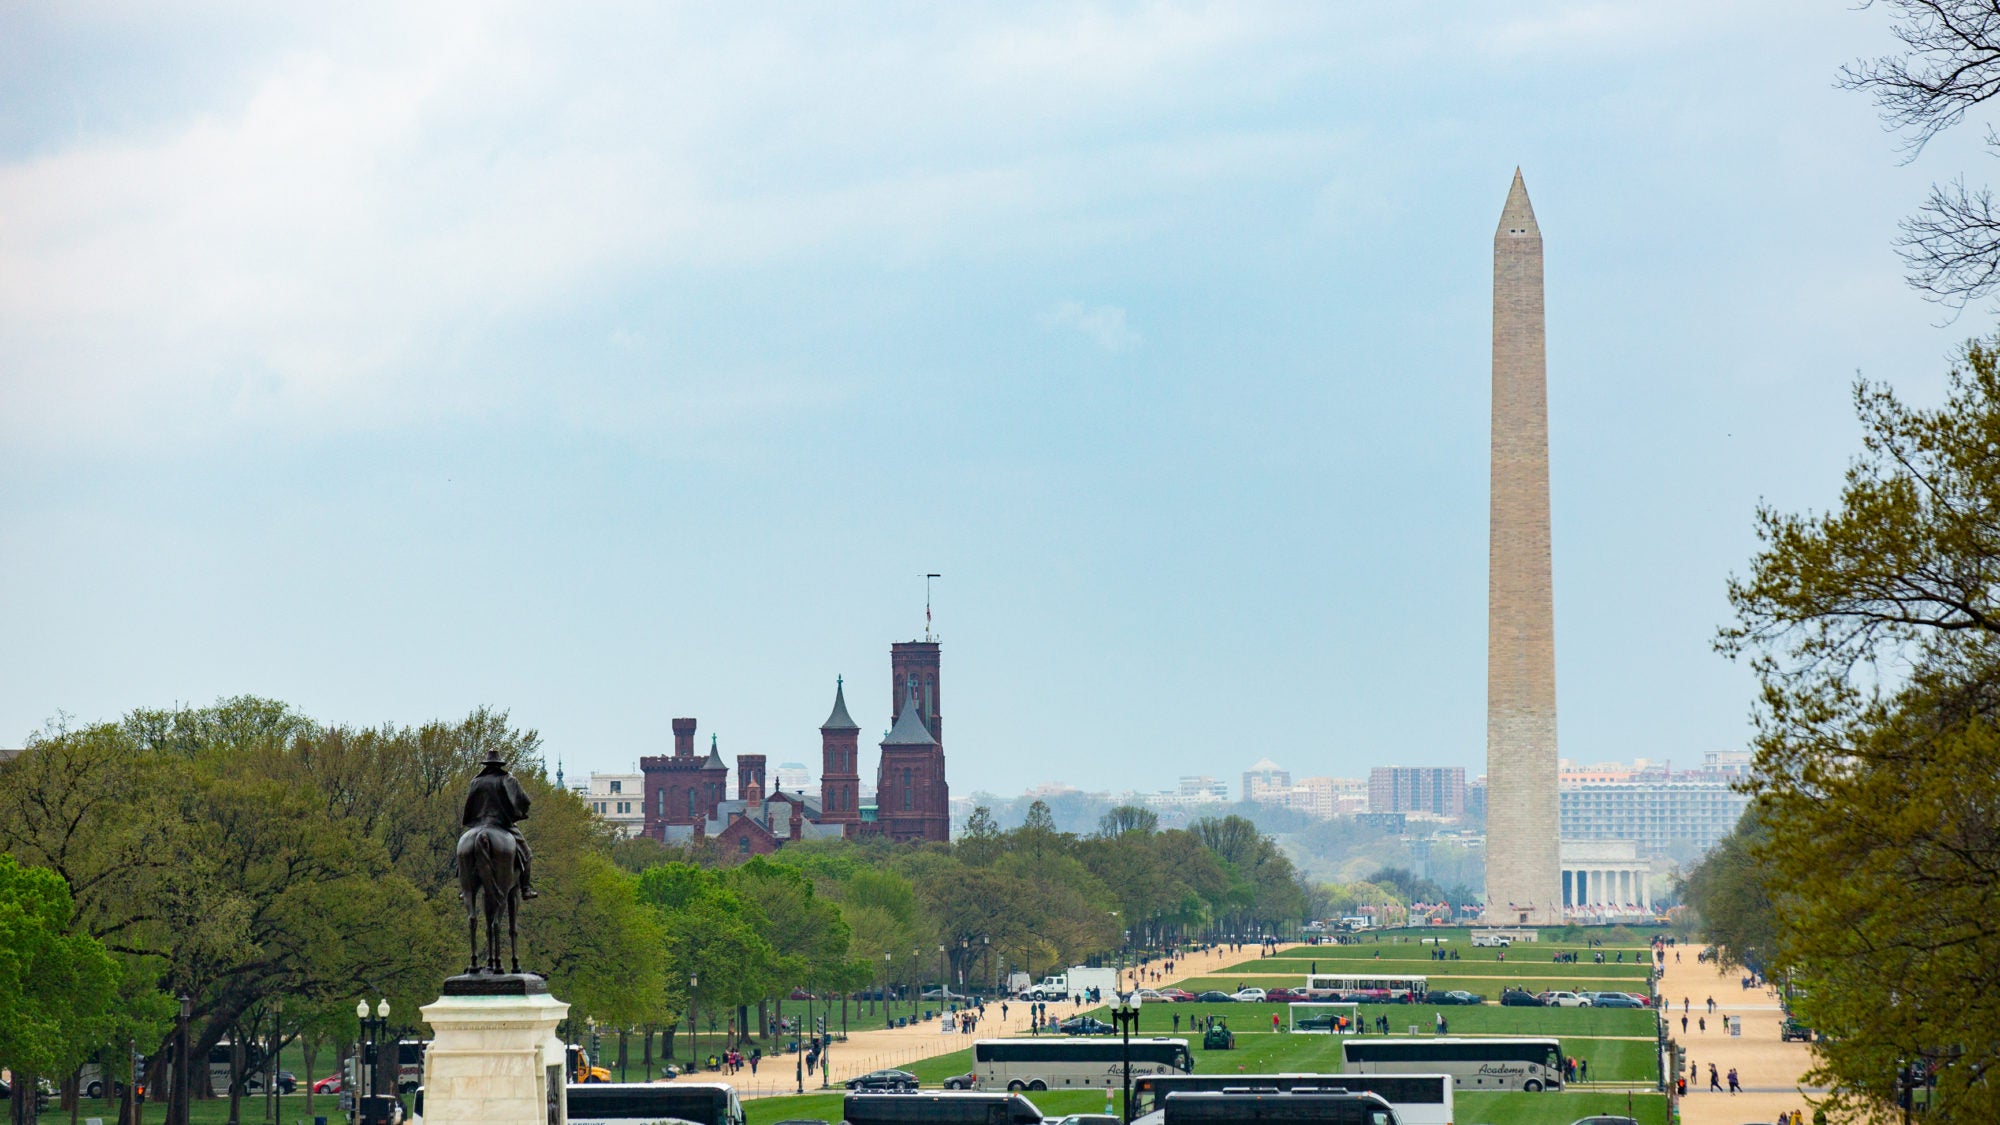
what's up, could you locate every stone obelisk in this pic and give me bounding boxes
[1484,169,1561,926]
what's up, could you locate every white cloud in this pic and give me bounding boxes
[1040,301,1141,353]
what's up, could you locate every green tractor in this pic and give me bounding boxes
[1202,1020,1235,1051]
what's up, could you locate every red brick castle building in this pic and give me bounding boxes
[637,638,950,857]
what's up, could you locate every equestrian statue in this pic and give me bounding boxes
[456,749,539,975]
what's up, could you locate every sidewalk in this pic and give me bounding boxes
[1655,948,1820,1125]
[658,942,1292,1098]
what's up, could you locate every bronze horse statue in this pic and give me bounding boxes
[456,750,536,975]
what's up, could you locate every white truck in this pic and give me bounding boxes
[1019,966,1119,1001]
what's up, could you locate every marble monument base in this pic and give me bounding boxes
[420,979,569,1125]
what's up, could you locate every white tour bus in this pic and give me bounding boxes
[1341,1037,1563,1092]
[972,1037,1192,1092]
[1303,975,1429,1001]
[1132,1072,1452,1125]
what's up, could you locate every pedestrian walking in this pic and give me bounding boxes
[1578,1059,1588,1081]
[1728,1067,1740,1094]
[1681,1015,1688,1033]
[1708,1064,1721,1092]
[1699,1017,1706,1033]
[1707,996,1715,1013]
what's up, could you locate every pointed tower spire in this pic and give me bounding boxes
[821,675,860,731]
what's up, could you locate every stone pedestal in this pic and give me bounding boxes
[420,983,569,1125]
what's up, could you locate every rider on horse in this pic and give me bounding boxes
[463,750,537,899]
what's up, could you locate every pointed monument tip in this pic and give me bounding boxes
[1497,166,1538,235]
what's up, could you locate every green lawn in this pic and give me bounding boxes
[1457,1091,1669,1125]
[1072,1001,1658,1039]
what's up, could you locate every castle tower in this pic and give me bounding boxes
[875,677,949,843]
[1484,169,1562,926]
[699,735,729,820]
[737,754,767,804]
[819,677,862,828]
[890,640,942,746]
[642,716,712,836]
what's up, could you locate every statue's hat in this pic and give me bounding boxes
[477,749,508,774]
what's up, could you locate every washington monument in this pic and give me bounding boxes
[1484,169,1562,926]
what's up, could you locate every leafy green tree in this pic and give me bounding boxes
[0,856,123,1104]
[1721,339,2000,1122]
[1096,806,1158,838]
[1677,809,1777,974]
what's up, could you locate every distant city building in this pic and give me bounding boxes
[1368,766,1466,817]
[1242,759,1291,803]
[633,638,952,861]
[1465,776,1488,820]
[1559,778,1751,857]
[1139,776,1231,812]
[772,761,813,795]
[1179,776,1230,800]
[579,772,646,838]
[1354,811,1407,834]
[1561,838,1654,914]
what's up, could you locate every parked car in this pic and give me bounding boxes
[312,1074,344,1095]
[1158,988,1196,1002]
[942,1071,979,1090]
[1196,991,1236,1003]
[1231,988,1267,1002]
[1500,988,1544,1007]
[1263,987,1306,1003]
[1428,990,1485,1005]
[1566,1117,1639,1125]
[1781,1018,1816,1043]
[789,988,819,1000]
[1537,991,1587,1008]
[1058,1017,1115,1036]
[1589,994,1645,1009]
[1137,989,1166,1001]
[922,988,968,1001]
[243,1071,298,1095]
[1292,1014,1344,1031]
[846,1069,919,1092]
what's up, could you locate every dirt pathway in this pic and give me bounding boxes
[660,942,1294,1098]
[1656,947,1822,1125]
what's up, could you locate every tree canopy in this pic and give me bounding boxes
[1720,339,2000,1122]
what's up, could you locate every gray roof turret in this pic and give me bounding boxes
[820,676,860,732]
[881,680,937,747]
[703,734,727,770]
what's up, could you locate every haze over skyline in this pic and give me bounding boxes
[0,3,1979,794]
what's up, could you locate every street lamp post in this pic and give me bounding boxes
[1111,991,1142,1124]
[688,976,699,1072]
[938,945,948,1008]
[882,953,892,1028]
[168,993,193,1125]
[911,950,921,1022]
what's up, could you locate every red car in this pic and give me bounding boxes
[1263,988,1307,1003]
[311,1074,343,1095]
[1159,988,1197,1002]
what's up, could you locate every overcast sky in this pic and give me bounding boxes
[0,2,1982,795]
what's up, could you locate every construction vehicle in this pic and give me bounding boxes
[567,1044,611,1083]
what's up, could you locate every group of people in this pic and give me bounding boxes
[1425,947,1461,961]
[1560,1055,1590,1082]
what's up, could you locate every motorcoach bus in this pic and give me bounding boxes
[1132,1073,1450,1125]
[972,1037,1193,1091]
[1341,1037,1562,1092]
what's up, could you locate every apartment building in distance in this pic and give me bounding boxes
[1557,752,1754,859]
[577,771,646,838]
[1368,766,1466,818]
